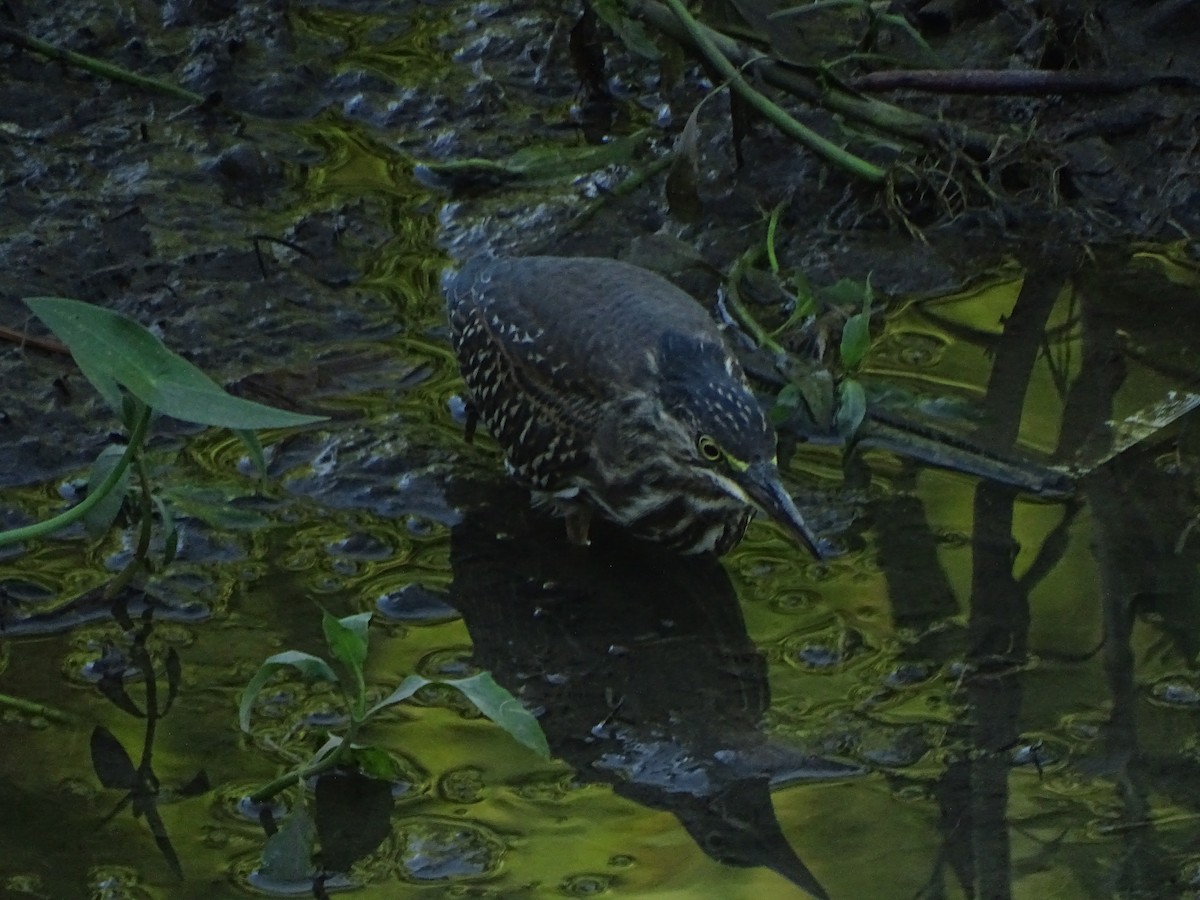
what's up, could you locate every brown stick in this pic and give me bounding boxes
[851,68,1200,95]
[0,325,70,355]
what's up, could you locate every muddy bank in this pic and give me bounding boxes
[1,0,1197,491]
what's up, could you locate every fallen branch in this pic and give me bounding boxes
[851,68,1200,95]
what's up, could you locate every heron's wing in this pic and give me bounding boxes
[446,259,614,488]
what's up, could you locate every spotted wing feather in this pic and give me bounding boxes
[446,259,613,489]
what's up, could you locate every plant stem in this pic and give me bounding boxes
[629,0,987,152]
[765,201,785,274]
[0,692,74,723]
[248,720,361,804]
[0,25,206,105]
[102,455,155,601]
[725,246,789,358]
[0,404,152,547]
[662,0,886,182]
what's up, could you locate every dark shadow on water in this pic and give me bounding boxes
[445,478,860,899]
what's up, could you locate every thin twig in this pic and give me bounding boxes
[0,325,71,355]
[0,25,206,105]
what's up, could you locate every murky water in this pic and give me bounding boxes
[2,4,1200,900]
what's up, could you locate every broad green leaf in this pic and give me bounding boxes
[239,651,339,732]
[834,378,868,441]
[323,611,371,676]
[23,297,327,429]
[364,674,431,719]
[83,445,133,538]
[445,672,550,758]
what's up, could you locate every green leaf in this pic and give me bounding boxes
[23,297,327,429]
[592,0,662,59]
[445,672,550,758]
[259,804,316,882]
[363,674,431,719]
[840,311,871,370]
[834,378,868,441]
[818,277,869,307]
[323,611,371,677]
[239,650,339,732]
[158,485,270,531]
[82,444,133,538]
[346,746,407,782]
[415,130,649,192]
[769,382,802,426]
[800,370,837,432]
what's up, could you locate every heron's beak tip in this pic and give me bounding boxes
[739,461,828,560]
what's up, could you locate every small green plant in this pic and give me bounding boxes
[765,272,877,442]
[0,297,325,588]
[239,611,549,803]
[0,296,327,721]
[833,274,874,441]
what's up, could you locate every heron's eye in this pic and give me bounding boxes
[697,434,722,462]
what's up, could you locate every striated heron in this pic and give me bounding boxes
[444,255,825,557]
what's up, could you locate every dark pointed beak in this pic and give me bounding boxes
[736,461,828,559]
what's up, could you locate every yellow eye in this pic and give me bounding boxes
[697,435,722,462]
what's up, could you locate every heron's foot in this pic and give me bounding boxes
[564,505,592,546]
[463,402,479,444]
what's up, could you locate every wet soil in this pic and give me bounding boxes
[1,0,1197,489]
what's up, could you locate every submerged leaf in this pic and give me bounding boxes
[152,495,179,564]
[158,485,270,531]
[23,297,327,429]
[90,725,138,790]
[83,444,134,538]
[259,804,316,883]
